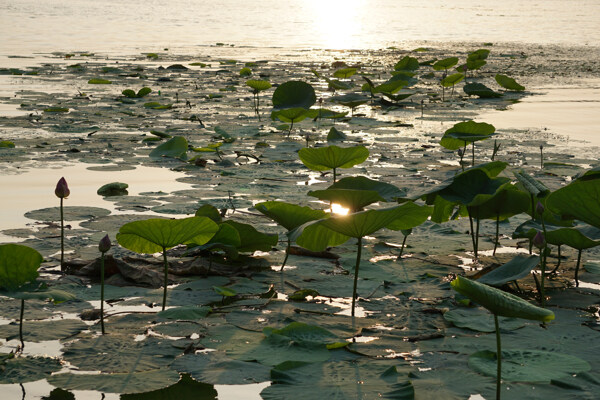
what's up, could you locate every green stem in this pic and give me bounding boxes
[493,213,500,256]
[540,248,546,306]
[60,198,65,272]
[100,252,106,335]
[575,248,582,287]
[467,207,477,257]
[494,313,502,400]
[280,238,291,271]
[398,235,408,258]
[351,237,363,317]
[19,298,25,351]
[162,247,168,311]
[475,211,480,259]
[472,143,475,167]
[333,168,337,183]
[551,245,562,274]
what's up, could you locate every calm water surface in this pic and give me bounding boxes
[1,0,599,55]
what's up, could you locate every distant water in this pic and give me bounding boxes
[1,0,599,55]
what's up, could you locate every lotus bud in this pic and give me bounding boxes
[55,177,70,199]
[457,148,464,157]
[536,201,545,216]
[533,231,546,249]
[98,234,111,253]
[540,144,543,150]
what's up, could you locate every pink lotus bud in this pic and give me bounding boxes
[55,177,70,198]
[536,201,545,216]
[458,148,464,157]
[99,234,111,253]
[533,231,546,249]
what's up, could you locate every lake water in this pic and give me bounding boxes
[1,0,599,56]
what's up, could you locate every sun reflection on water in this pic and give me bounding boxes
[303,0,367,49]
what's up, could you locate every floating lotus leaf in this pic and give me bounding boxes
[394,56,420,71]
[444,307,526,332]
[88,78,111,84]
[48,368,180,394]
[97,182,128,196]
[157,305,212,320]
[298,145,369,172]
[24,206,111,222]
[43,107,69,113]
[495,74,525,91]
[469,350,590,382]
[0,319,87,342]
[0,356,62,384]
[272,81,316,109]
[0,244,43,290]
[149,130,171,138]
[0,140,15,148]
[144,102,172,109]
[477,255,540,286]
[121,374,217,400]
[463,82,502,98]
[451,276,554,322]
[171,352,270,385]
[264,322,340,346]
[254,201,327,231]
[149,136,188,159]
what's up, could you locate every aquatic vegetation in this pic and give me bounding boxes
[0,140,15,148]
[464,82,503,98]
[55,177,69,272]
[116,217,219,310]
[246,79,271,121]
[149,136,188,159]
[298,145,369,182]
[97,182,128,196]
[122,87,152,98]
[98,235,111,334]
[439,121,497,166]
[440,72,464,100]
[495,74,525,91]
[88,78,112,84]
[271,80,316,135]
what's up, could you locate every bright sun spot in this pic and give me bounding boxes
[331,203,350,215]
[303,0,366,49]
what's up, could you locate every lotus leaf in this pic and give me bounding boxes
[0,356,62,384]
[171,352,270,385]
[121,374,217,400]
[272,81,316,109]
[463,82,503,98]
[0,244,43,290]
[246,79,271,91]
[97,182,128,196]
[441,73,465,87]
[495,74,525,91]
[477,255,540,286]
[440,121,496,151]
[546,177,600,228]
[298,145,369,181]
[221,220,278,252]
[333,67,357,79]
[327,126,346,141]
[149,136,188,159]
[433,57,459,71]
[88,78,111,84]
[444,307,526,332]
[394,56,420,71]
[254,201,327,232]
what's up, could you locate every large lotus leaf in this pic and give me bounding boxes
[246,79,271,92]
[389,71,418,86]
[151,321,207,338]
[261,359,414,400]
[325,77,354,91]
[373,80,407,94]
[477,255,540,286]
[331,93,370,108]
[3,284,75,303]
[469,350,590,382]
[385,202,432,231]
[0,244,43,290]
[254,201,327,232]
[443,307,526,332]
[468,49,490,61]
[0,356,62,384]
[195,204,222,223]
[547,178,600,228]
[264,322,340,345]
[149,136,188,159]
[451,276,554,322]
[394,56,420,71]
[495,74,525,91]
[221,220,278,252]
[308,189,385,212]
[271,107,310,123]
[298,145,369,172]
[433,57,459,71]
[465,58,487,70]
[474,185,530,220]
[440,121,496,150]
[291,220,350,252]
[513,171,550,198]
[438,169,510,207]
[272,81,316,109]
[171,352,270,385]
[48,368,180,394]
[62,335,181,373]
[122,374,217,400]
[189,223,241,251]
[333,68,357,79]
[463,82,502,98]
[328,176,406,201]
[0,319,87,342]
[24,206,111,222]
[545,225,600,250]
[441,73,464,87]
[409,363,496,400]
[117,216,218,254]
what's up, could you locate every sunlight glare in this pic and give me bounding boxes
[303,0,367,49]
[331,203,350,215]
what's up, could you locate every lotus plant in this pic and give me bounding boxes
[55,177,70,272]
[98,234,111,334]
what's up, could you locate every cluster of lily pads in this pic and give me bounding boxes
[1,47,599,400]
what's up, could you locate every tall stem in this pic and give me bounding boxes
[540,248,546,306]
[162,247,168,311]
[100,252,106,334]
[333,168,337,183]
[351,237,363,317]
[398,235,408,258]
[494,313,502,400]
[280,238,291,271]
[19,298,25,350]
[475,210,480,259]
[468,207,476,257]
[575,248,582,287]
[472,143,475,166]
[493,213,500,256]
[60,198,65,272]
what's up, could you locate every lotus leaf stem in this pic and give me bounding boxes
[550,245,562,274]
[19,298,25,351]
[472,143,475,166]
[162,247,168,311]
[575,248,582,287]
[100,252,106,334]
[493,213,500,256]
[351,237,363,317]
[398,234,408,258]
[280,238,291,271]
[494,313,502,400]
[333,168,337,183]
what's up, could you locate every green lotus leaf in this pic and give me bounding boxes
[149,136,188,159]
[437,169,510,207]
[245,333,331,366]
[443,307,526,332]
[0,244,43,290]
[474,185,530,220]
[513,171,550,198]
[383,90,415,102]
[327,126,346,141]
[121,374,217,400]
[264,322,339,346]
[0,356,62,384]
[433,57,459,71]
[156,305,212,320]
[271,107,310,123]
[333,68,357,79]
[122,89,137,98]
[239,67,252,76]
[450,276,554,321]
[467,49,490,61]
[0,140,15,148]
[171,352,270,385]
[191,223,241,258]
[308,189,385,212]
[373,80,407,94]
[325,77,354,91]
[495,74,525,91]
[221,220,278,252]
[48,368,180,394]
[477,255,540,286]
[144,102,172,109]
[97,182,128,196]
[246,79,271,91]
[546,178,600,228]
[394,55,420,71]
[463,82,503,98]
[469,350,590,382]
[44,107,69,113]
[385,202,432,231]
[272,81,316,109]
[0,319,87,342]
[389,71,419,86]
[195,204,223,223]
[149,130,171,138]
[117,216,218,254]
[292,220,350,252]
[254,201,327,232]
[88,78,111,84]
[136,87,152,97]
[464,58,487,70]
[326,171,406,199]
[440,121,496,150]
[298,145,369,172]
[331,93,370,108]
[545,225,600,250]
[440,72,464,87]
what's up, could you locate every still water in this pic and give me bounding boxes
[1,0,599,55]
